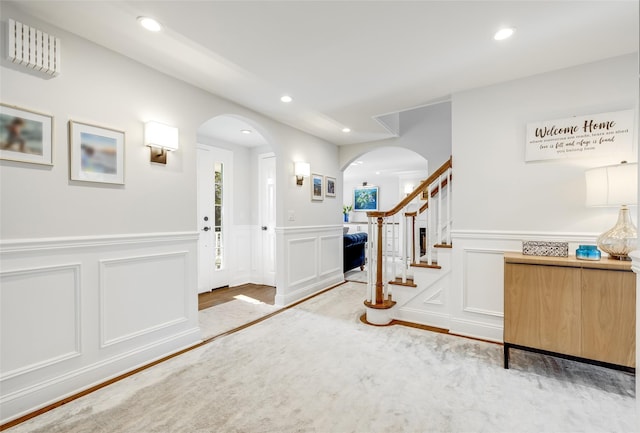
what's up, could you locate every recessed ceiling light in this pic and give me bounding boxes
[137,16,162,32]
[494,27,515,41]
[342,127,351,133]
[241,129,252,134]
[280,95,293,103]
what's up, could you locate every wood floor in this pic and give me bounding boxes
[198,283,276,310]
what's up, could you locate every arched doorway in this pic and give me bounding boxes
[342,146,429,223]
[196,114,276,291]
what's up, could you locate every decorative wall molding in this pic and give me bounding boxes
[452,229,598,243]
[0,232,199,425]
[99,251,189,348]
[0,232,199,254]
[0,264,82,380]
[275,225,344,306]
[287,237,318,287]
[318,234,342,277]
[447,229,602,342]
[462,248,504,318]
[275,224,343,235]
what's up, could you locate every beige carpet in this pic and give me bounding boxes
[8,282,636,432]
[198,298,280,340]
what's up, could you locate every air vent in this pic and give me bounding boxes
[7,18,60,76]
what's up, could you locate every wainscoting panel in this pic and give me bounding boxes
[449,230,598,342]
[462,249,504,318]
[100,252,188,347]
[0,232,200,425]
[319,234,342,277]
[275,225,344,306]
[0,264,81,378]
[287,237,317,286]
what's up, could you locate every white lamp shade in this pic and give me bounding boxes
[585,162,638,207]
[294,162,310,177]
[145,121,179,150]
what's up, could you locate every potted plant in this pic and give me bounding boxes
[343,204,353,222]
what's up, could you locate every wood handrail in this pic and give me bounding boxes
[405,176,452,216]
[368,156,452,218]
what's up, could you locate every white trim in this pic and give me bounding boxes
[449,318,503,343]
[276,225,343,234]
[98,251,190,348]
[0,264,82,380]
[0,232,199,253]
[452,229,598,242]
[275,274,344,306]
[462,248,504,318]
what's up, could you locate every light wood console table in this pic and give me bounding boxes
[503,252,636,373]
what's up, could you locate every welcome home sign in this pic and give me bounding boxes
[525,110,634,162]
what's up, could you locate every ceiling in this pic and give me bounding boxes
[8,1,639,147]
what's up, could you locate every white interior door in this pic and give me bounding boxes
[197,145,233,293]
[259,153,276,286]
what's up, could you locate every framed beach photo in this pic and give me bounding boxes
[325,176,336,197]
[353,186,379,211]
[311,173,323,201]
[69,120,124,184]
[0,103,53,165]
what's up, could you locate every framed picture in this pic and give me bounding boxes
[325,176,336,197]
[0,103,53,165]
[69,120,124,184]
[311,173,323,201]
[353,186,379,211]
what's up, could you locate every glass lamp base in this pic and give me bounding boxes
[597,205,637,261]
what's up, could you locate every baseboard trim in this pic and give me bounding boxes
[448,317,503,343]
[275,274,344,306]
[394,308,451,330]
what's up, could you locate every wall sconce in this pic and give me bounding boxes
[585,161,638,260]
[145,121,179,164]
[294,161,310,185]
[404,184,414,196]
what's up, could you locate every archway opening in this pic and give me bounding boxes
[195,114,279,339]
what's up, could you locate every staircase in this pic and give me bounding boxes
[363,157,453,326]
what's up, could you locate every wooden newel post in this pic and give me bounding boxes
[376,217,384,304]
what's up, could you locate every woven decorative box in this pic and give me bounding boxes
[522,241,568,257]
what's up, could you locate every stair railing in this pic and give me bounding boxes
[364,157,452,309]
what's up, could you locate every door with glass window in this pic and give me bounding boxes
[197,145,232,293]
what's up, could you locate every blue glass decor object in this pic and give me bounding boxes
[576,245,601,261]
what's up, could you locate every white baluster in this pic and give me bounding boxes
[437,174,442,245]
[446,168,452,245]
[427,182,433,266]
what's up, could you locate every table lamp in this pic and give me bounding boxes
[585,161,638,260]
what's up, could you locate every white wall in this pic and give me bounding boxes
[0,4,343,423]
[339,102,451,173]
[449,53,639,341]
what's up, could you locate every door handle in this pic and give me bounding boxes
[261,226,268,231]
[202,226,211,232]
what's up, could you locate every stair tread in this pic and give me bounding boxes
[410,262,442,269]
[388,277,417,287]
